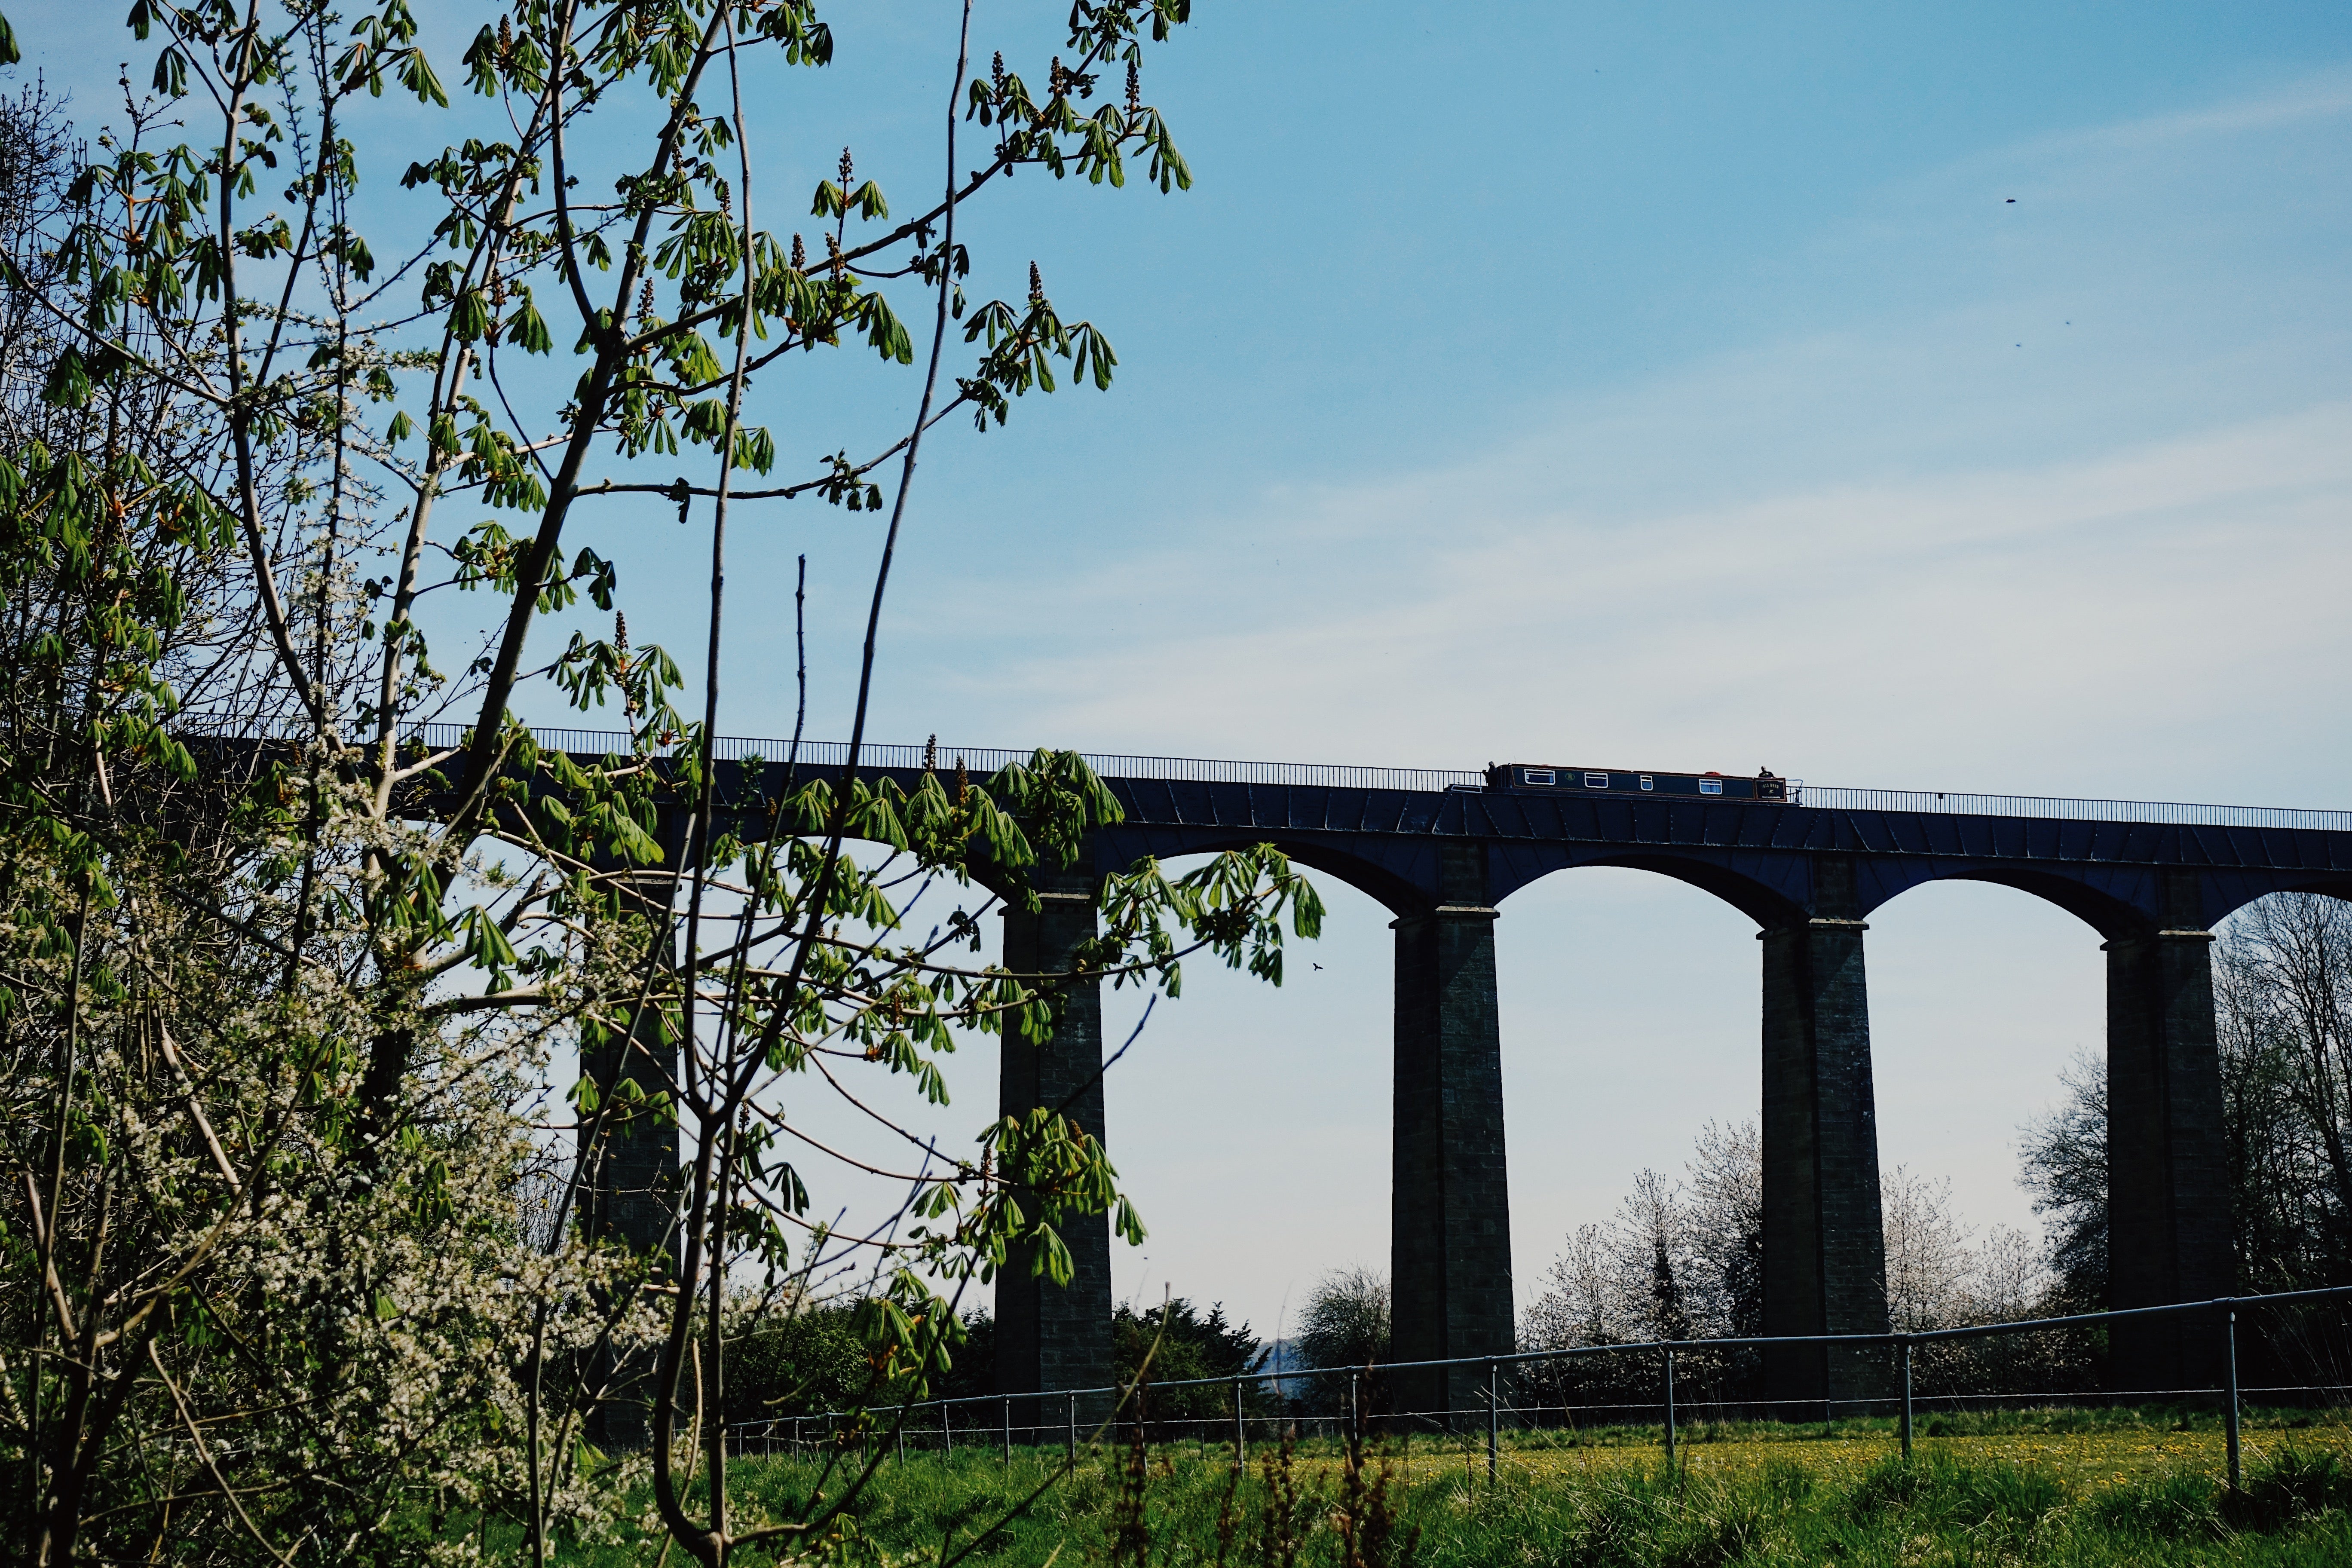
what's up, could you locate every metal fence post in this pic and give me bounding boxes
[1350,1371,1360,1446]
[943,1403,952,1458]
[1233,1375,1245,1472]
[1067,1390,1077,1462]
[1002,1393,1012,1463]
[2225,1307,2242,1491]
[1487,1360,1500,1480]
[1663,1349,1677,1470]
[1899,1339,1914,1461]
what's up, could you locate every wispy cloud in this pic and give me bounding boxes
[900,72,2352,804]
[970,402,2349,793]
[2066,67,2352,150]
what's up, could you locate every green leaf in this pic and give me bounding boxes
[398,46,448,108]
[461,23,499,96]
[42,350,92,409]
[1038,1225,1074,1286]
[464,905,517,970]
[863,294,913,364]
[506,289,552,354]
[449,289,490,341]
[732,424,775,475]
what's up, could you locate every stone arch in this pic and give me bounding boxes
[2200,873,2352,930]
[1488,844,1808,929]
[1856,861,2158,941]
[1092,825,1438,916]
[1859,857,2235,1393]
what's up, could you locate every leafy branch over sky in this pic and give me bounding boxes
[0,2,1325,1563]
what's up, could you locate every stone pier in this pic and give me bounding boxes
[2106,874,2232,1395]
[1760,858,1891,1412]
[995,869,1115,1423]
[1389,844,1515,1424]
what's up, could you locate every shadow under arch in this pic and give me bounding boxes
[1492,847,1807,930]
[1860,865,2152,941]
[1094,827,1434,917]
[2202,873,2352,929]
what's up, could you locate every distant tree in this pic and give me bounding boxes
[1877,1163,2067,1395]
[1297,1267,1390,1370]
[2214,895,2352,1389]
[1684,1120,1765,1339]
[1113,1296,1268,1435]
[1523,1128,1761,1360]
[1966,1225,2043,1323]
[726,1302,870,1421]
[1524,1119,2071,1415]
[1881,1167,1973,1333]
[728,1297,1015,1428]
[1522,1136,1761,1413]
[1522,1225,1619,1351]
[1621,1170,1694,1341]
[2218,894,2352,1290]
[941,1307,997,1403]
[2018,1049,2109,1310]
[1295,1267,1390,1416]
[1116,1296,1261,1384]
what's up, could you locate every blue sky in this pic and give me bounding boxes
[19,2,2352,1338]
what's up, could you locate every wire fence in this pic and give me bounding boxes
[725,1284,2352,1491]
[340,723,2352,834]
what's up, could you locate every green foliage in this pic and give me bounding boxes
[1115,1295,1274,1432]
[2090,1470,2230,1540]
[0,3,1306,1563]
[552,1429,2352,1566]
[728,1302,874,1419]
[1294,1267,1391,1414]
[2235,1445,2352,1531]
[1848,1449,2066,1547]
[1117,1295,1263,1386]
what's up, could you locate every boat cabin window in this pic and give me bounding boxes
[1584,772,1609,789]
[1699,778,1724,796]
[1523,768,1555,786]
[1639,775,1654,791]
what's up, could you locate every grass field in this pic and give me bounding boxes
[551,1408,2352,1565]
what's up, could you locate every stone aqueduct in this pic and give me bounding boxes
[549,733,2352,1416]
